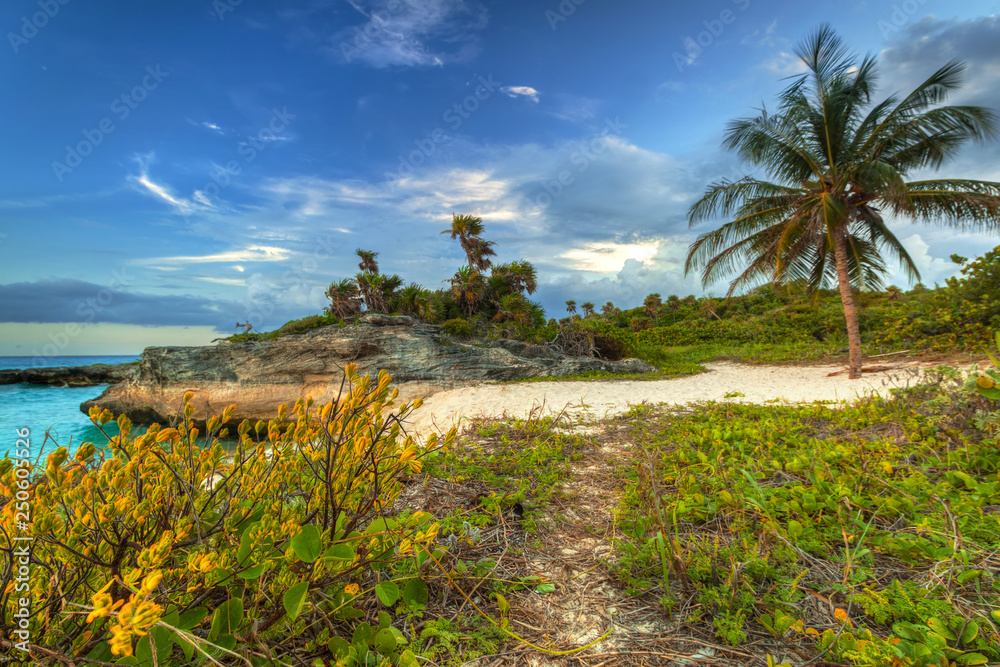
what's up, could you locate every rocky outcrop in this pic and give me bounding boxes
[0,363,136,388]
[81,315,655,425]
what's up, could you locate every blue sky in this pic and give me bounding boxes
[2,0,1000,356]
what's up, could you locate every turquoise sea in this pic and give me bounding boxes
[0,355,139,461]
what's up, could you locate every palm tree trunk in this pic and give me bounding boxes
[832,226,863,379]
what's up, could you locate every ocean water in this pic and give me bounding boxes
[0,356,139,460]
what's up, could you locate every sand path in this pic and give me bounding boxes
[407,361,931,437]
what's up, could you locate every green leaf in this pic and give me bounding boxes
[178,635,196,662]
[373,627,398,653]
[215,634,237,651]
[960,620,979,645]
[398,649,419,667]
[496,593,510,615]
[956,653,989,666]
[209,598,243,641]
[178,606,208,630]
[352,622,373,646]
[322,542,355,563]
[291,525,323,563]
[375,581,400,607]
[328,637,351,658]
[927,617,957,641]
[237,528,256,565]
[283,581,310,620]
[237,562,268,580]
[535,583,556,594]
[402,578,428,610]
[378,611,391,631]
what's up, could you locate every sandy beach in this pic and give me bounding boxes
[406,361,934,437]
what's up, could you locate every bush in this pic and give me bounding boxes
[275,313,340,336]
[441,318,476,338]
[0,366,453,665]
[576,319,637,360]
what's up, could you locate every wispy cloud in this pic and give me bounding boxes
[322,0,488,68]
[135,246,293,267]
[186,118,226,134]
[127,153,210,216]
[501,86,540,103]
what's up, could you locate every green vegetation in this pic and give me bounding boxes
[0,367,453,666]
[684,25,1000,379]
[607,371,1000,665]
[6,349,1000,664]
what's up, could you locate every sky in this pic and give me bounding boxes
[2,0,1000,357]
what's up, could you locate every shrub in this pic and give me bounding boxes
[441,318,476,338]
[0,366,453,665]
[275,313,340,336]
[576,319,637,360]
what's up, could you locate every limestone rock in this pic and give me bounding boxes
[82,315,654,425]
[0,363,136,388]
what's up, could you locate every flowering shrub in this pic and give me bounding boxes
[0,364,453,666]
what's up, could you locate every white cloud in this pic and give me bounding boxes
[501,86,540,103]
[127,153,211,216]
[561,241,660,274]
[328,0,488,69]
[135,246,293,267]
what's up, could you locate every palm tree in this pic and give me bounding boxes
[581,302,596,318]
[325,279,362,319]
[601,302,617,319]
[565,300,577,316]
[885,285,903,302]
[356,272,402,314]
[666,295,681,321]
[495,260,538,296]
[450,266,485,317]
[442,214,497,271]
[394,283,427,317]
[355,249,379,274]
[643,293,662,318]
[493,293,533,327]
[685,26,1000,378]
[701,297,721,320]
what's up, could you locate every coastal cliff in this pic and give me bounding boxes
[81,315,654,425]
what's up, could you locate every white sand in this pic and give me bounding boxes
[406,361,933,437]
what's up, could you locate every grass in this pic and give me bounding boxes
[607,375,1000,665]
[407,368,1000,666]
[508,338,923,384]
